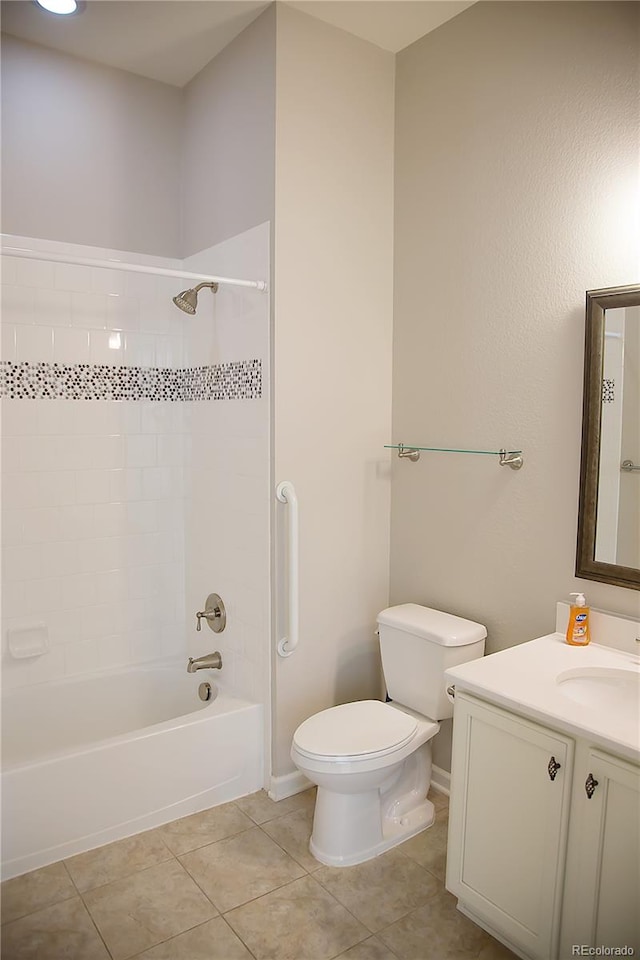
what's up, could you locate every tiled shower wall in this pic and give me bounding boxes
[1,225,270,703]
[183,224,270,706]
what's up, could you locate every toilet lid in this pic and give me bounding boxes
[293,700,418,760]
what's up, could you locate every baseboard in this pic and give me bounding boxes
[430,763,450,797]
[268,769,312,802]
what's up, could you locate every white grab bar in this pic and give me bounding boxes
[276,480,299,658]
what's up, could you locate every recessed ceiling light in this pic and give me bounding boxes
[35,0,81,15]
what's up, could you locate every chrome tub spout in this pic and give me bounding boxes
[187,652,222,673]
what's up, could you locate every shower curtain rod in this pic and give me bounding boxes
[0,243,268,292]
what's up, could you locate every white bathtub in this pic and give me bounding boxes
[1,661,263,879]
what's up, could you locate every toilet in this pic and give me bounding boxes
[291,603,486,867]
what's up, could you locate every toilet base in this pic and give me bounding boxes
[309,793,435,867]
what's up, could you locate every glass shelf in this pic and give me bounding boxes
[384,445,522,455]
[385,444,524,470]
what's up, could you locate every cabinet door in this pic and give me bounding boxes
[560,748,640,955]
[446,693,573,960]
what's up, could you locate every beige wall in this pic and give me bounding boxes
[182,6,276,257]
[1,35,182,257]
[392,0,640,770]
[2,9,275,260]
[272,5,395,781]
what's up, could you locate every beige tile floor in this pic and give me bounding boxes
[1,788,518,960]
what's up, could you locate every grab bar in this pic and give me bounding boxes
[276,481,299,658]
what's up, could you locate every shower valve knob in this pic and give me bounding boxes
[195,594,226,633]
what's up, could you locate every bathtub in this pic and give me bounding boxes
[1,660,263,879]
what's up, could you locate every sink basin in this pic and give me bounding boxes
[556,666,640,719]
[446,618,640,761]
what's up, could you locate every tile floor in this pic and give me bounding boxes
[1,788,517,960]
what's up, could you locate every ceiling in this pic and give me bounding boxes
[0,0,475,87]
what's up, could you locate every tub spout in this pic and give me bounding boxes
[187,652,222,673]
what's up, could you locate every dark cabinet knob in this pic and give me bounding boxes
[548,756,562,781]
[585,773,599,799]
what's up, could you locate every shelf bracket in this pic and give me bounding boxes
[498,449,524,470]
[397,443,421,462]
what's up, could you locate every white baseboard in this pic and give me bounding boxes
[430,763,450,797]
[268,769,312,802]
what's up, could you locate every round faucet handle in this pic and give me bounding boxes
[194,595,226,633]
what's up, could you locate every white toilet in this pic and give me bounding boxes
[291,603,486,867]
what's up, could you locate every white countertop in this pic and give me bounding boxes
[446,633,640,763]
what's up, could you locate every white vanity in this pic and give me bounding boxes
[445,604,640,960]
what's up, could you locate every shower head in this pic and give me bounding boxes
[173,288,197,314]
[172,281,219,314]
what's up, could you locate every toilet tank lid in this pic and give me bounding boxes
[377,604,487,646]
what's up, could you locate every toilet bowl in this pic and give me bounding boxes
[291,604,486,867]
[292,699,439,866]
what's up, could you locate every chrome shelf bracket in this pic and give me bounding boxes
[499,449,524,470]
[397,443,421,462]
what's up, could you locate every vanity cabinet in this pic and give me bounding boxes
[447,691,640,960]
[446,692,573,960]
[559,745,640,957]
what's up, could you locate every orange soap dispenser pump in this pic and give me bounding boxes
[566,592,591,646]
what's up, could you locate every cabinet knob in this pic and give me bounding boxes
[547,756,562,781]
[585,773,599,799]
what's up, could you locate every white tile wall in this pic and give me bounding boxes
[1,393,187,687]
[183,223,270,707]
[1,228,270,705]
[1,236,185,368]
[1,237,187,689]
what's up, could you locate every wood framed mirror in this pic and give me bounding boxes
[576,284,640,590]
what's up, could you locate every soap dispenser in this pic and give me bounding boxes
[566,593,591,646]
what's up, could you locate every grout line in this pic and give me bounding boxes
[74,852,214,960]
[367,929,404,960]
[3,817,451,960]
[60,859,81,895]
[0,866,78,928]
[174,821,313,915]
[216,913,261,960]
[222,873,371,959]
[62,835,176,897]
[73,885,117,960]
[311,848,447,938]
[217,871,311,916]
[173,857,222,917]
[254,816,316,873]
[124,918,228,960]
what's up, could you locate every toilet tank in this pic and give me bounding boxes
[377,604,486,720]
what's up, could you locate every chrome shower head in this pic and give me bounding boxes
[172,281,219,315]
[173,289,197,314]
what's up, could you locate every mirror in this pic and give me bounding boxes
[576,284,640,590]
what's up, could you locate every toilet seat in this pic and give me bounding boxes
[293,700,418,763]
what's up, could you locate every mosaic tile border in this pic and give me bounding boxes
[0,359,262,402]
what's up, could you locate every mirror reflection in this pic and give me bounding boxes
[596,304,640,568]
[576,284,640,590]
